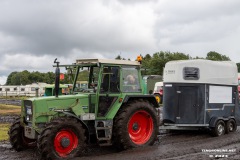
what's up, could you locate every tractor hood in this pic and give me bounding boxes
[24,93,93,123]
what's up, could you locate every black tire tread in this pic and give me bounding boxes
[37,117,86,160]
[8,117,30,151]
[113,99,158,150]
[211,120,225,137]
[225,119,237,134]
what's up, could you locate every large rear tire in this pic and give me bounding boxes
[38,117,86,159]
[113,100,158,150]
[8,117,36,151]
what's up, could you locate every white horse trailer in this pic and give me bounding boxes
[161,59,240,136]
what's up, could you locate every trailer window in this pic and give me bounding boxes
[183,67,199,80]
[21,88,25,91]
[14,87,17,91]
[0,88,2,91]
[5,88,10,91]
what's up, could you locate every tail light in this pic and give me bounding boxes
[159,88,163,96]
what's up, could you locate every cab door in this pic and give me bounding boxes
[97,66,120,117]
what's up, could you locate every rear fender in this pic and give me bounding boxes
[123,95,159,108]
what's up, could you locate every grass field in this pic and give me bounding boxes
[0,96,27,100]
[0,104,20,141]
[0,123,10,141]
[0,104,21,115]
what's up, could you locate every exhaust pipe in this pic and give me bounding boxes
[54,58,60,98]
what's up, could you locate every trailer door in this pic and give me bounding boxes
[177,86,199,124]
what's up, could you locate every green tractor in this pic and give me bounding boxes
[9,58,160,159]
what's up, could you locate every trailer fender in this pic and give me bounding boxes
[209,116,235,127]
[209,117,220,128]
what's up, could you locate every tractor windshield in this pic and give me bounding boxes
[73,66,100,92]
[122,66,141,93]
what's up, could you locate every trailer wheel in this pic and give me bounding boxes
[225,119,237,134]
[113,100,158,150]
[38,117,86,159]
[211,120,225,137]
[8,117,36,151]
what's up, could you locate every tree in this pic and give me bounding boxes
[77,70,89,81]
[115,54,129,60]
[206,51,230,61]
[19,70,31,85]
[6,72,18,85]
[237,63,240,73]
[141,54,152,75]
[144,51,189,75]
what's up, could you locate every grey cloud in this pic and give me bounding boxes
[0,0,240,84]
[0,0,156,57]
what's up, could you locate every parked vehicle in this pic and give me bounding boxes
[0,83,47,97]
[161,59,240,137]
[153,81,163,104]
[9,58,160,159]
[142,75,162,94]
[44,84,68,96]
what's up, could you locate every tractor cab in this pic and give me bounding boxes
[61,59,144,117]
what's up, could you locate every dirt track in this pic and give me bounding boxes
[1,128,240,160]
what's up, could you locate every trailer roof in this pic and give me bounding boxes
[75,58,140,66]
[164,59,238,85]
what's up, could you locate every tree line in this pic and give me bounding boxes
[5,51,240,85]
[6,70,70,85]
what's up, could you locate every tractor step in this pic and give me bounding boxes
[97,137,111,141]
[96,127,112,140]
[96,127,112,130]
[98,137,112,146]
[95,120,113,146]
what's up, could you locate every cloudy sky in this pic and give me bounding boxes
[0,0,240,85]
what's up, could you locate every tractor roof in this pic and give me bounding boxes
[76,58,140,66]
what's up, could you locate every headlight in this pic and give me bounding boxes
[24,100,33,122]
[26,115,30,121]
[26,107,32,115]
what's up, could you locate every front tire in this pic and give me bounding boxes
[38,117,86,159]
[113,100,158,150]
[8,117,36,151]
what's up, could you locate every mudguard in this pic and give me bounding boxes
[209,116,235,127]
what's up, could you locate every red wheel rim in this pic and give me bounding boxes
[128,110,154,145]
[54,129,78,157]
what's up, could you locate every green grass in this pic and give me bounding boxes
[0,123,10,141]
[0,104,21,115]
[0,96,28,100]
